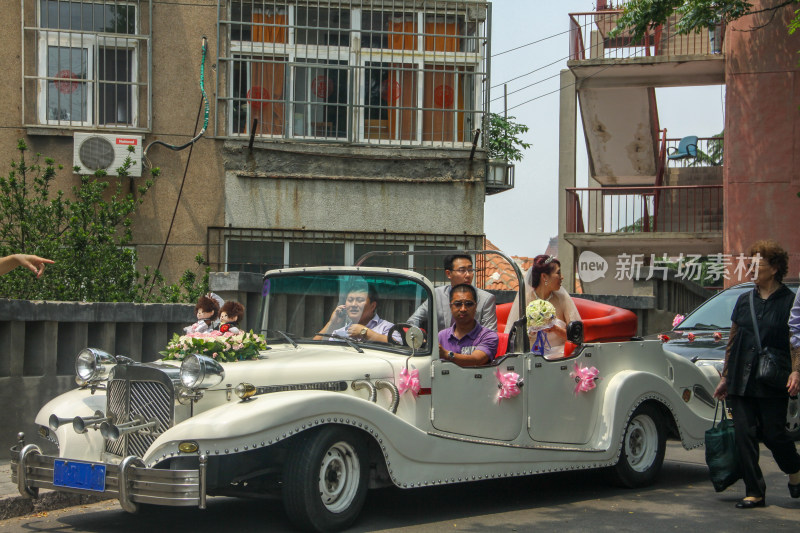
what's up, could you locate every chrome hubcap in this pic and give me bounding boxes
[625,414,658,472]
[318,441,360,513]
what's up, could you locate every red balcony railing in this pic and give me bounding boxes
[566,185,723,234]
[568,9,724,61]
[665,136,724,168]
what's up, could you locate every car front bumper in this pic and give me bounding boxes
[10,437,207,512]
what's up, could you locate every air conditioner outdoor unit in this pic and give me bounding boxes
[73,133,143,177]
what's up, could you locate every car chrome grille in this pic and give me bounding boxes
[105,372,174,458]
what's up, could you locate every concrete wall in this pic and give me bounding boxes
[223,142,486,235]
[0,299,193,452]
[724,0,800,282]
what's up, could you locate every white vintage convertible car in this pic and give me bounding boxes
[12,256,719,532]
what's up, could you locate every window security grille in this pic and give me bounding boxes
[22,0,152,130]
[217,0,490,147]
[207,226,486,286]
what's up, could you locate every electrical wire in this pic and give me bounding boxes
[142,36,210,168]
[490,54,572,89]
[491,28,572,57]
[503,25,699,112]
[144,36,210,297]
[490,71,562,102]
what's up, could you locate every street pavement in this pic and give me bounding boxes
[1,442,799,532]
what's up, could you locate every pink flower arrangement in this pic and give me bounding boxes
[713,332,722,342]
[160,330,266,362]
[687,332,696,342]
[672,314,685,328]
[659,334,670,343]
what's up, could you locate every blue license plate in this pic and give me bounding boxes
[53,460,106,492]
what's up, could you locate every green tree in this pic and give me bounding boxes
[487,113,531,162]
[612,0,799,41]
[0,140,208,302]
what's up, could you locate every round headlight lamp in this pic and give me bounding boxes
[180,354,225,390]
[75,348,116,382]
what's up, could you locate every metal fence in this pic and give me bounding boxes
[206,226,486,286]
[568,9,723,62]
[566,185,723,234]
[215,0,490,147]
[665,136,723,168]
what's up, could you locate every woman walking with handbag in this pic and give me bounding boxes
[713,240,800,508]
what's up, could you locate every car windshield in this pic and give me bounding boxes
[258,271,430,352]
[677,283,798,331]
[676,286,748,331]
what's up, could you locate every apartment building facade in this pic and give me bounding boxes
[3,0,505,283]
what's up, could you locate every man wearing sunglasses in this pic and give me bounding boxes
[408,254,497,332]
[438,284,499,366]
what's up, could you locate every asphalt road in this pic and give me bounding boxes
[2,443,798,532]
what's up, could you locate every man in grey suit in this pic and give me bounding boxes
[407,254,497,332]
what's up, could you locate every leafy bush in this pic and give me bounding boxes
[487,113,531,162]
[0,139,208,302]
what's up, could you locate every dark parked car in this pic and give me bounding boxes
[656,282,799,439]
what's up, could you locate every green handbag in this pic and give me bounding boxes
[705,400,742,492]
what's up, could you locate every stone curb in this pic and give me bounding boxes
[0,490,112,520]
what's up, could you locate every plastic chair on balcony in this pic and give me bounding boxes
[667,135,698,160]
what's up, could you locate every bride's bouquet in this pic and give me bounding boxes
[526,299,556,355]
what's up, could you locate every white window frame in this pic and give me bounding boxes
[37,32,140,127]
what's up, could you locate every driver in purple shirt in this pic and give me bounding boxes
[438,284,499,367]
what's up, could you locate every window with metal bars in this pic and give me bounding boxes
[219,0,489,146]
[207,226,485,286]
[22,0,151,129]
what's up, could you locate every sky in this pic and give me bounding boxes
[484,0,726,258]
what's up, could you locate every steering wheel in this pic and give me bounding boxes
[386,323,414,346]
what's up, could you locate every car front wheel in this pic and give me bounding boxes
[282,426,369,532]
[606,403,666,488]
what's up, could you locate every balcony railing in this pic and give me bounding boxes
[568,9,723,61]
[566,185,723,234]
[665,136,723,168]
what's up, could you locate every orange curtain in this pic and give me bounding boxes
[252,13,287,43]
[249,13,286,135]
[423,66,455,142]
[387,66,416,140]
[424,22,459,52]
[250,62,285,135]
[388,20,417,50]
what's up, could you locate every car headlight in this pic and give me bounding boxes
[180,354,225,389]
[695,359,724,375]
[75,348,116,382]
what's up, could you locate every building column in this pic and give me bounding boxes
[558,69,577,292]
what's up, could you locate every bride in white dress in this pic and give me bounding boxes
[504,255,581,357]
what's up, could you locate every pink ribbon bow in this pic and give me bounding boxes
[496,369,522,403]
[570,363,600,395]
[398,367,420,398]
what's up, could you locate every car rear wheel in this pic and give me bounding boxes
[606,403,666,488]
[282,426,369,532]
